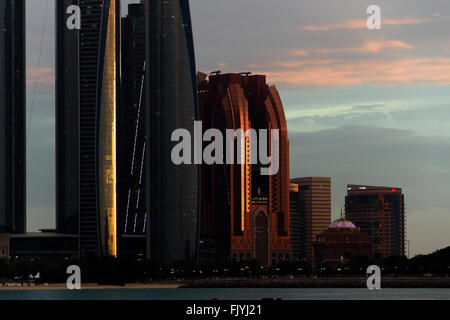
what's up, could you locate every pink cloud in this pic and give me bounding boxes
[316,40,414,54]
[272,59,336,68]
[291,49,309,56]
[27,67,55,84]
[255,58,450,88]
[303,17,430,31]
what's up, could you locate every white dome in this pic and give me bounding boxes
[329,218,356,230]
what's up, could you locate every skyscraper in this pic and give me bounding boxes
[0,0,26,234]
[289,183,305,261]
[290,177,331,265]
[55,0,80,236]
[56,0,121,257]
[118,2,146,257]
[345,185,406,257]
[198,73,291,266]
[146,0,199,264]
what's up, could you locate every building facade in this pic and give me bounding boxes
[0,0,26,234]
[198,73,291,266]
[10,232,78,264]
[345,185,406,257]
[290,177,331,265]
[56,0,121,257]
[146,0,199,264]
[118,2,146,257]
[0,233,10,260]
[289,183,305,261]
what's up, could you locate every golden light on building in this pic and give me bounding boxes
[99,0,118,257]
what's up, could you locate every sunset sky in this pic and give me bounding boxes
[26,0,450,256]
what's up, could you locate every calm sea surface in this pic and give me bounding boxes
[0,288,449,300]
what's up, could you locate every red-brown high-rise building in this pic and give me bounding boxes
[345,185,406,258]
[198,72,290,266]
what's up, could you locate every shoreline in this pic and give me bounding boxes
[181,277,450,289]
[1,277,450,290]
[0,283,182,290]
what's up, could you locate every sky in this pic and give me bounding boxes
[25,0,450,257]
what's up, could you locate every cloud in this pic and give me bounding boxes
[269,59,336,68]
[258,57,450,88]
[351,104,385,111]
[291,125,414,145]
[286,99,450,137]
[316,40,414,53]
[302,17,432,31]
[291,49,309,56]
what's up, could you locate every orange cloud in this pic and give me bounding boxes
[256,58,450,88]
[303,17,430,31]
[291,49,309,56]
[27,67,55,83]
[272,59,336,68]
[316,40,414,54]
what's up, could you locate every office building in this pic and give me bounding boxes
[289,183,305,261]
[56,0,121,256]
[146,0,199,264]
[198,73,291,266]
[345,185,406,257]
[0,0,26,234]
[290,177,331,265]
[118,2,146,257]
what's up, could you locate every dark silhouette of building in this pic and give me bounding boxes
[289,183,305,261]
[313,218,372,270]
[290,177,331,265]
[198,73,291,266]
[0,234,9,259]
[345,185,406,257]
[118,2,146,258]
[0,0,26,234]
[146,0,199,264]
[55,0,80,236]
[10,232,78,264]
[56,0,121,257]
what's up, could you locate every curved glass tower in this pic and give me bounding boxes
[0,0,26,234]
[146,0,199,264]
[56,0,119,256]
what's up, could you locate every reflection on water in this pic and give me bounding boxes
[0,288,449,300]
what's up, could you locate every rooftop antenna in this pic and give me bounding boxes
[239,72,252,76]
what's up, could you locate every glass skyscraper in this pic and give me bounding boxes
[146,0,199,264]
[118,2,147,257]
[56,0,120,256]
[0,0,26,234]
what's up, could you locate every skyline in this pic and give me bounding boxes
[24,0,450,256]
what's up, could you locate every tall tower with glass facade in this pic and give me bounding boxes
[0,0,26,234]
[146,0,199,264]
[118,2,147,257]
[56,0,120,257]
